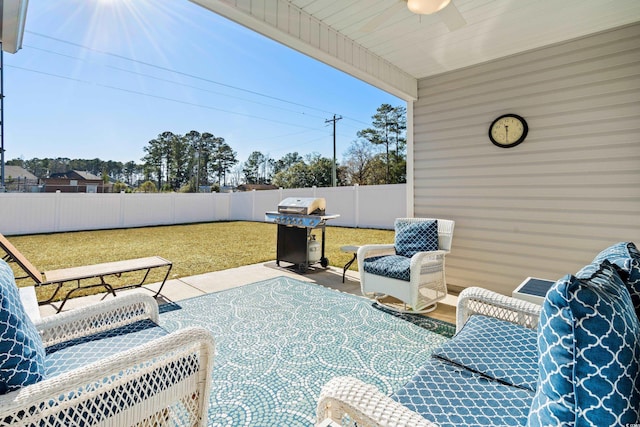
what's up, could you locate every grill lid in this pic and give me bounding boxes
[277,197,326,215]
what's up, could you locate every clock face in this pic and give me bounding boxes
[489,114,528,148]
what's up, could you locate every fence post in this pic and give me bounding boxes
[54,191,61,232]
[354,184,360,228]
[171,192,176,225]
[119,191,126,228]
[252,189,256,221]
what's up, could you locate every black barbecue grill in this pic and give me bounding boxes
[265,197,339,272]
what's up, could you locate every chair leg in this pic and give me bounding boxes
[373,296,438,314]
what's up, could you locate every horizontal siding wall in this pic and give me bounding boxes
[413,23,640,295]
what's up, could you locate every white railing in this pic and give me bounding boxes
[0,184,406,236]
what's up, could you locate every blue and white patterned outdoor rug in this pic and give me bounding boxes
[159,276,450,427]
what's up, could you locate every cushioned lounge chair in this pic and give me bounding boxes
[358,218,454,313]
[0,259,214,426]
[0,232,172,312]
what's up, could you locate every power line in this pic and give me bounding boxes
[25,31,339,116]
[6,64,327,132]
[24,32,380,130]
[22,44,329,121]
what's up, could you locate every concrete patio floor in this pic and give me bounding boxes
[36,262,458,324]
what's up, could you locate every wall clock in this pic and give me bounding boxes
[489,113,528,148]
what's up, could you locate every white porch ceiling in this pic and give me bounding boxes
[0,0,29,54]
[190,0,640,100]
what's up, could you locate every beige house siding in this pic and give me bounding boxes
[412,23,640,295]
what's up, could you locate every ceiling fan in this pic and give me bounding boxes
[361,0,466,32]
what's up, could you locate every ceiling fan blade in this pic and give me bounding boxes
[360,1,406,33]
[439,1,466,31]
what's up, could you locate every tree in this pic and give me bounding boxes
[212,141,237,186]
[123,161,139,185]
[168,133,191,191]
[343,138,376,185]
[273,152,303,175]
[357,104,407,184]
[230,164,244,186]
[113,181,127,193]
[142,134,166,189]
[272,162,312,188]
[272,153,342,188]
[6,158,24,167]
[137,180,157,193]
[243,151,268,184]
[306,153,334,187]
[184,130,205,191]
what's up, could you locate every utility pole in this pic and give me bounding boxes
[0,44,4,192]
[325,114,342,187]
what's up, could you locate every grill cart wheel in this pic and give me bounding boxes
[320,257,329,268]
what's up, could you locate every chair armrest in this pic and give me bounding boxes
[317,377,437,427]
[410,250,447,265]
[456,286,541,333]
[35,292,159,347]
[0,326,215,427]
[357,244,396,260]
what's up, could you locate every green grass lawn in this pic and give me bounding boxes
[6,221,394,301]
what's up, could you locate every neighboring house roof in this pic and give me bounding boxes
[3,165,37,180]
[237,184,279,191]
[48,170,102,181]
[74,170,102,180]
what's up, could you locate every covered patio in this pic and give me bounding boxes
[1,1,639,426]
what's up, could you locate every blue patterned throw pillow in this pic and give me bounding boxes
[0,260,46,394]
[577,242,640,319]
[394,219,438,258]
[527,261,640,426]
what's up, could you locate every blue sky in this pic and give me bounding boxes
[3,0,402,166]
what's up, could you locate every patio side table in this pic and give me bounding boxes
[340,245,359,283]
[512,276,555,305]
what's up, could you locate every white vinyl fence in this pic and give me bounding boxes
[0,184,406,236]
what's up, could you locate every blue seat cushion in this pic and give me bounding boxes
[395,219,438,258]
[577,241,640,319]
[528,261,640,426]
[433,315,538,392]
[391,357,534,427]
[363,255,411,282]
[42,320,199,426]
[45,319,167,377]
[0,259,45,394]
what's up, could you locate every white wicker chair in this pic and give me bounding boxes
[0,293,215,427]
[358,218,454,313]
[316,287,541,427]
